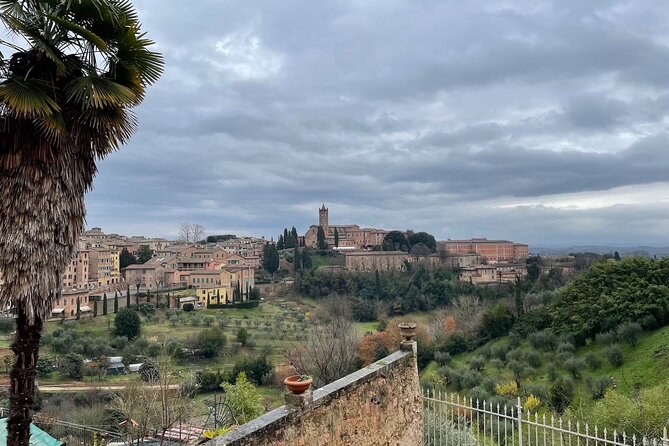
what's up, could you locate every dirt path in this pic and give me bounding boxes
[35,383,181,393]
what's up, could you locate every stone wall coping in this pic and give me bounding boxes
[211,349,412,445]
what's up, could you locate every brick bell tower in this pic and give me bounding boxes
[319,204,329,232]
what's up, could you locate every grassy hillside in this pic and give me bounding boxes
[422,324,669,409]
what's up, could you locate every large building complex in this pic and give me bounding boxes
[439,238,529,263]
[303,205,389,250]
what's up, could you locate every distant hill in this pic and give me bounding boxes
[531,245,669,257]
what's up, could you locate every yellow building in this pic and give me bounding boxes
[196,287,229,308]
[110,249,121,285]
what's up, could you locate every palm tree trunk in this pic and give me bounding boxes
[8,308,42,446]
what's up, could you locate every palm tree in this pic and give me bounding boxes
[0,1,163,444]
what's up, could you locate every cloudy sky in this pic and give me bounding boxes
[86,0,669,247]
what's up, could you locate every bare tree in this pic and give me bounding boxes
[178,223,193,243]
[112,354,194,446]
[191,224,205,243]
[178,223,205,244]
[286,311,360,387]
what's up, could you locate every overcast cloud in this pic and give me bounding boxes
[85,0,669,246]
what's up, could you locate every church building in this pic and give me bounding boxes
[303,204,388,250]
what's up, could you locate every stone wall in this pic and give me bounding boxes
[211,346,422,446]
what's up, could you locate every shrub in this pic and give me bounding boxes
[440,333,468,355]
[236,327,249,347]
[605,345,624,366]
[585,352,602,370]
[529,330,557,351]
[556,342,575,354]
[586,376,614,400]
[548,377,573,414]
[490,358,504,371]
[462,370,483,389]
[196,369,227,392]
[441,367,464,391]
[563,357,586,380]
[114,308,141,340]
[495,381,519,398]
[110,336,128,350]
[595,331,618,346]
[506,348,523,363]
[470,386,490,404]
[468,356,485,372]
[616,322,642,347]
[221,372,264,424]
[230,356,273,385]
[481,377,497,394]
[546,363,560,382]
[482,304,515,338]
[434,351,451,365]
[490,344,509,362]
[60,353,84,380]
[36,356,56,377]
[183,303,194,312]
[525,351,543,368]
[524,395,541,412]
[523,383,549,401]
[198,327,226,358]
[508,332,521,349]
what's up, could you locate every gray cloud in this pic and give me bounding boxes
[85,0,669,246]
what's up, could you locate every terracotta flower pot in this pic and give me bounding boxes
[398,322,417,341]
[284,375,313,394]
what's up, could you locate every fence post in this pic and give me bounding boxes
[517,397,523,446]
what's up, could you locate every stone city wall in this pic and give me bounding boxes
[211,345,422,446]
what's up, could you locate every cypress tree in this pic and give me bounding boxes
[93,299,98,317]
[291,227,298,246]
[277,234,284,250]
[103,293,108,316]
[317,226,328,251]
[147,288,151,303]
[217,289,221,305]
[283,228,289,246]
[126,284,131,307]
[293,246,301,271]
[76,297,81,320]
[114,291,119,313]
[166,292,170,309]
[334,228,339,248]
[237,281,241,301]
[302,248,312,269]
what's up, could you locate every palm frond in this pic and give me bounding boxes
[46,12,109,53]
[65,75,138,108]
[0,76,60,117]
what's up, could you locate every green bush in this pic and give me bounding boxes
[230,356,272,385]
[115,308,141,340]
[198,327,226,358]
[236,327,249,347]
[481,304,515,338]
[595,331,618,345]
[548,377,574,413]
[183,303,194,312]
[60,353,84,380]
[434,351,451,366]
[563,357,586,380]
[585,352,602,370]
[196,369,227,392]
[468,356,485,372]
[605,345,624,366]
[616,321,642,347]
[525,351,543,368]
[529,330,557,351]
[586,376,614,400]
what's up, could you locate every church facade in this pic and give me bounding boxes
[303,205,389,250]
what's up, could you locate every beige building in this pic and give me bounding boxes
[304,205,389,250]
[459,264,527,284]
[344,251,441,272]
[439,238,529,263]
[52,289,92,319]
[88,245,119,288]
[61,244,90,290]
